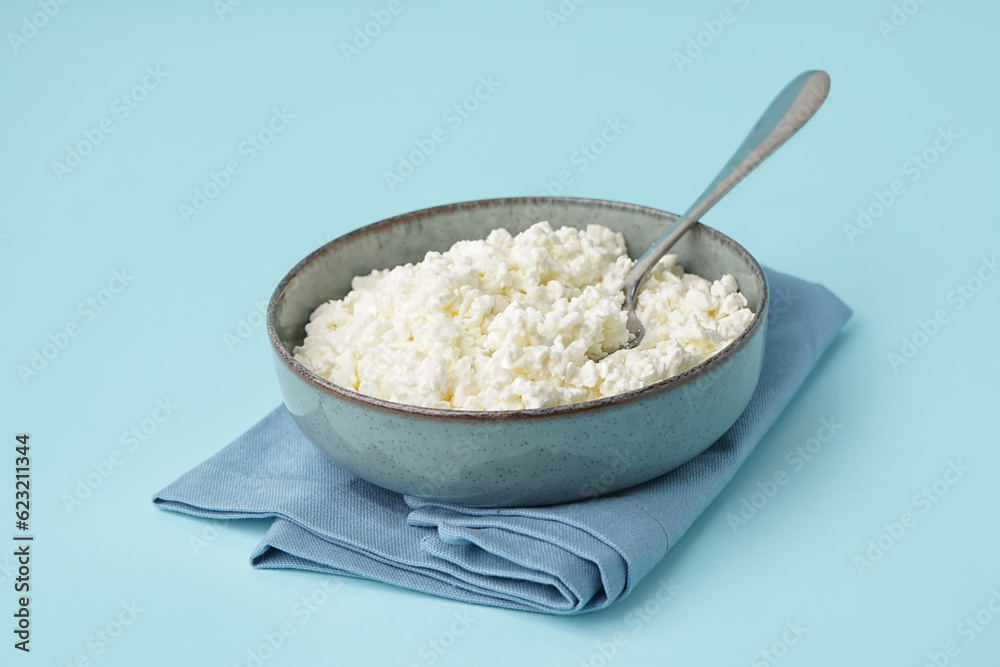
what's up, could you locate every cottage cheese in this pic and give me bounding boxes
[293,222,754,410]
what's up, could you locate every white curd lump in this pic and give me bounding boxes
[293,222,754,410]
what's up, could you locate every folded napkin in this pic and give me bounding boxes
[154,268,850,614]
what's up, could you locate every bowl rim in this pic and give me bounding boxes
[266,195,768,421]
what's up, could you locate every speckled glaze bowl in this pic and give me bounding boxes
[267,197,768,507]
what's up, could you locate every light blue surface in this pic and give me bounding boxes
[1,0,997,665]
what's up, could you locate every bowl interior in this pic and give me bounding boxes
[272,197,763,355]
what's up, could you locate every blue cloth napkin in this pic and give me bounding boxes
[153,268,850,615]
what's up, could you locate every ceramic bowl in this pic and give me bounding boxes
[267,197,768,507]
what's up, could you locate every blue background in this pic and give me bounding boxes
[2,0,998,665]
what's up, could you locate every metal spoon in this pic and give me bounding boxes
[618,70,831,351]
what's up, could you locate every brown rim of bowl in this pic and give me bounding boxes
[266,196,769,421]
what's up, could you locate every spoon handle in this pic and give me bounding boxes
[624,70,831,304]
